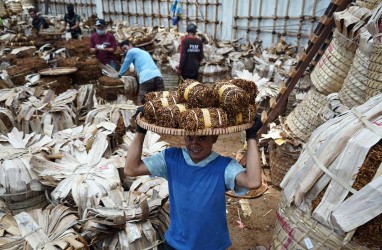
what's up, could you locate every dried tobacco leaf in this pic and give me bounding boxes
[178,108,228,131]
[145,90,179,102]
[230,78,258,104]
[156,103,188,128]
[227,104,257,126]
[177,80,217,108]
[143,96,177,124]
[212,81,250,113]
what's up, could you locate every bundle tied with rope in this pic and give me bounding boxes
[177,80,216,108]
[212,82,250,113]
[156,103,189,128]
[145,90,179,102]
[227,104,257,126]
[178,108,228,131]
[143,96,178,124]
[229,78,258,104]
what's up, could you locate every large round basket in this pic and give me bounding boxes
[356,0,381,10]
[285,87,327,143]
[271,195,367,250]
[339,35,371,108]
[366,42,382,99]
[310,31,357,95]
[137,113,253,136]
[269,141,301,187]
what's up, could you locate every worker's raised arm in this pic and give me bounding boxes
[124,132,150,176]
[234,116,263,190]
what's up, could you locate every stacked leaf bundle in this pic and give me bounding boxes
[179,108,228,131]
[177,80,216,108]
[211,81,250,113]
[156,103,189,128]
[227,104,257,126]
[229,78,258,104]
[143,95,178,124]
[145,90,178,102]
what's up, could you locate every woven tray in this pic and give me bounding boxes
[39,67,78,76]
[137,113,253,136]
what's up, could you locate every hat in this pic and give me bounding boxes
[96,19,106,26]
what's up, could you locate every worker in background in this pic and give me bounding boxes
[62,3,82,39]
[177,23,204,81]
[28,9,49,34]
[89,19,117,69]
[118,40,164,104]
[125,112,263,250]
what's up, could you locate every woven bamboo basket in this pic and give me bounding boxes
[137,113,253,136]
[310,31,357,95]
[356,0,382,10]
[271,195,367,250]
[339,28,373,107]
[269,141,301,187]
[285,88,327,143]
[366,43,382,99]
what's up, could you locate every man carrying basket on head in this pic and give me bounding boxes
[124,112,263,250]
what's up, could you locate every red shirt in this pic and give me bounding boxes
[90,32,117,65]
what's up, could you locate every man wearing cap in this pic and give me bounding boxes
[62,3,81,39]
[177,23,204,81]
[124,112,263,249]
[118,40,164,104]
[29,9,49,34]
[89,19,117,69]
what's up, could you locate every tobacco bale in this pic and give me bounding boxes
[156,103,188,128]
[54,37,90,58]
[99,76,124,87]
[311,143,382,248]
[145,91,178,102]
[178,108,228,131]
[97,85,125,101]
[227,104,256,126]
[212,81,250,113]
[7,66,31,86]
[37,76,73,95]
[14,57,47,72]
[177,80,216,108]
[3,54,17,64]
[143,96,177,124]
[15,48,36,58]
[56,57,80,68]
[73,65,102,85]
[230,78,258,104]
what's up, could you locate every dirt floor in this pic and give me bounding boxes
[160,133,282,250]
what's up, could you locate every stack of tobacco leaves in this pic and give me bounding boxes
[145,90,178,102]
[227,104,257,126]
[212,82,250,113]
[82,189,163,249]
[177,80,216,108]
[156,103,188,128]
[178,108,228,131]
[143,96,177,124]
[230,78,258,104]
[311,143,382,248]
[98,76,125,101]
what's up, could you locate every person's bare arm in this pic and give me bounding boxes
[124,133,151,176]
[234,139,262,189]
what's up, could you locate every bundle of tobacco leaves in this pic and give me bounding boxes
[230,78,258,104]
[145,90,179,102]
[178,108,228,131]
[212,82,250,113]
[177,80,216,108]
[143,96,177,124]
[156,103,189,128]
[227,104,257,126]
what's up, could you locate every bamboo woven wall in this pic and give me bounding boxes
[36,0,331,48]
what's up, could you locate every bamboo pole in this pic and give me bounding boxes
[297,0,307,48]
[196,0,199,31]
[166,0,170,30]
[157,0,161,26]
[142,0,146,27]
[135,0,138,25]
[311,0,318,34]
[214,0,218,38]
[246,0,252,41]
[258,0,263,42]
[150,0,154,26]
[127,0,131,25]
[233,0,239,40]
[272,0,277,43]
[204,0,208,33]
[283,0,291,37]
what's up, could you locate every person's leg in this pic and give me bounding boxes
[107,60,117,70]
[138,79,155,104]
[154,77,164,91]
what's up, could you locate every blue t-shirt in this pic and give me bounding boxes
[118,48,162,84]
[143,147,247,194]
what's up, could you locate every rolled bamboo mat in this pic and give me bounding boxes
[271,195,367,250]
[285,88,327,143]
[356,0,382,10]
[310,32,357,95]
[269,141,301,187]
[366,43,382,99]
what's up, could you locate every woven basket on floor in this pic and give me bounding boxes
[285,88,327,143]
[269,141,301,187]
[366,41,382,99]
[310,31,357,95]
[271,195,367,250]
[339,28,373,107]
[356,0,382,10]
